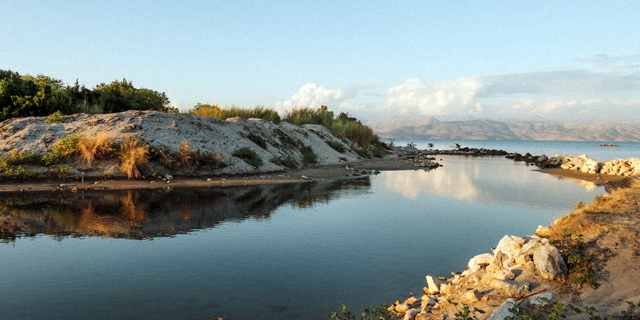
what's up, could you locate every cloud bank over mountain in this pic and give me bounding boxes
[275,53,640,124]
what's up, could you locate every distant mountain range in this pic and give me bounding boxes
[366,117,640,142]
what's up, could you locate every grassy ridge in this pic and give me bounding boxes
[187,104,281,123]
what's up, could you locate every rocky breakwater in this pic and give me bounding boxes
[560,155,640,177]
[399,151,442,169]
[424,147,508,157]
[505,153,565,168]
[389,234,568,320]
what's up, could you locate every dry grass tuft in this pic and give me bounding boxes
[118,137,149,179]
[78,133,114,166]
[550,177,640,239]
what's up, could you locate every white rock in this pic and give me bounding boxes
[495,270,516,280]
[461,289,482,304]
[468,253,494,272]
[533,245,567,280]
[165,174,173,180]
[491,279,530,297]
[403,309,420,320]
[425,276,442,294]
[529,293,553,306]
[495,235,525,259]
[487,298,517,320]
[535,225,551,237]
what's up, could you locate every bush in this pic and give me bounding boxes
[43,134,81,166]
[247,133,267,149]
[49,166,72,179]
[5,150,43,166]
[233,147,262,167]
[78,133,114,166]
[300,145,317,165]
[44,111,67,123]
[331,118,374,150]
[274,128,300,149]
[118,137,149,179]
[1,166,41,180]
[325,140,346,153]
[354,148,370,158]
[270,155,299,169]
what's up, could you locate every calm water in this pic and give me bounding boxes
[386,138,640,161]
[0,156,607,320]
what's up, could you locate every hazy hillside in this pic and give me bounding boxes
[368,117,640,142]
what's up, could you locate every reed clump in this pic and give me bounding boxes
[118,137,149,179]
[187,104,281,123]
[78,133,115,166]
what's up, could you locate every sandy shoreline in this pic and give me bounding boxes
[0,156,633,193]
[0,157,418,193]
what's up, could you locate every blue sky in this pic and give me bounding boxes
[3,1,640,123]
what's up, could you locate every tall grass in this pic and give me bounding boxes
[187,104,281,123]
[118,137,149,179]
[283,107,333,128]
[78,133,114,166]
[331,119,373,149]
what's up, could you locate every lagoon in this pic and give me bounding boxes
[0,156,606,319]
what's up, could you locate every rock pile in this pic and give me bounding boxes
[388,234,568,320]
[424,147,508,156]
[560,155,640,176]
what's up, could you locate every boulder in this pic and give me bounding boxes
[395,303,410,313]
[529,293,553,306]
[495,270,516,280]
[491,279,530,297]
[403,308,420,320]
[487,250,508,272]
[535,225,551,237]
[468,253,494,272]
[487,298,517,320]
[404,297,418,305]
[425,276,442,294]
[533,245,567,280]
[495,235,525,259]
[461,289,482,304]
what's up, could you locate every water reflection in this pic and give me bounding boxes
[383,156,604,209]
[0,179,371,243]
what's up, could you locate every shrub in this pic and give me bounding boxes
[233,147,262,167]
[6,150,43,166]
[325,140,346,153]
[177,141,199,168]
[1,166,41,180]
[49,166,72,179]
[43,134,81,166]
[270,155,299,169]
[78,133,114,166]
[300,145,317,165]
[247,133,267,149]
[118,137,149,179]
[44,111,68,123]
[353,148,370,158]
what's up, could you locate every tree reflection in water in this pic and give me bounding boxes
[0,177,372,243]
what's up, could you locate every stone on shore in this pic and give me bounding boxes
[425,275,443,294]
[487,298,516,320]
[491,279,530,297]
[533,245,567,280]
[468,253,494,272]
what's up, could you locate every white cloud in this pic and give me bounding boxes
[274,83,359,115]
[382,77,484,117]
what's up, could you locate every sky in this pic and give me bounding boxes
[3,1,640,124]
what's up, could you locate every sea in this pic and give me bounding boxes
[0,140,638,320]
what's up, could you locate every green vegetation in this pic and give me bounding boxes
[187,104,281,123]
[551,232,597,288]
[0,69,175,122]
[328,304,399,320]
[353,148,370,158]
[1,166,41,180]
[247,133,268,149]
[270,155,299,169]
[506,299,639,320]
[326,140,346,153]
[44,110,67,123]
[233,147,263,167]
[44,134,81,165]
[49,166,72,179]
[300,145,318,165]
[283,106,377,150]
[274,128,301,149]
